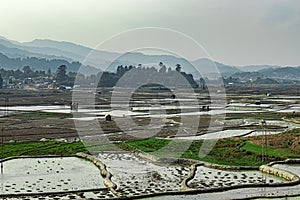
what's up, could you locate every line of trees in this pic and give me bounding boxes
[0,65,76,88]
[97,62,198,88]
[0,62,199,88]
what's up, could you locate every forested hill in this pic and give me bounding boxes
[0,53,99,75]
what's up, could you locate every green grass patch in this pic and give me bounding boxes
[123,137,300,166]
[125,138,170,152]
[125,138,197,158]
[0,140,134,159]
[0,141,88,159]
[2,135,300,167]
[180,139,269,166]
[242,141,299,158]
[85,141,129,152]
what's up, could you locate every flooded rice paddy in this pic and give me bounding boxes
[96,152,189,196]
[0,157,105,195]
[1,92,300,199]
[188,166,285,189]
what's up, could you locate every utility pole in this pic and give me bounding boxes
[0,125,2,196]
[260,119,267,185]
[1,98,8,177]
[1,98,9,174]
[1,98,9,194]
[4,98,14,142]
[260,119,266,163]
[1,125,3,175]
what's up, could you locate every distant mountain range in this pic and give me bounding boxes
[0,36,299,80]
[0,53,100,75]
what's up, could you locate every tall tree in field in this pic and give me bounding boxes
[158,62,166,73]
[55,65,68,84]
[47,68,52,75]
[23,66,34,77]
[0,73,3,88]
[175,64,181,72]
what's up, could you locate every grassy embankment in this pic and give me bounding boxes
[1,128,299,166]
[123,128,300,166]
[0,140,126,159]
[125,137,299,166]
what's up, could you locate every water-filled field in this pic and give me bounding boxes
[0,157,105,195]
[188,166,285,189]
[96,152,189,196]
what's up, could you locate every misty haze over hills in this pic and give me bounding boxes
[0,36,299,80]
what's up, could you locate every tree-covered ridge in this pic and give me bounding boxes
[0,52,99,75]
[0,52,81,71]
[0,62,199,89]
[98,63,198,88]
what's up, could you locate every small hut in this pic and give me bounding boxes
[105,114,112,121]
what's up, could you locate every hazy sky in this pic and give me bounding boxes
[0,0,300,66]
